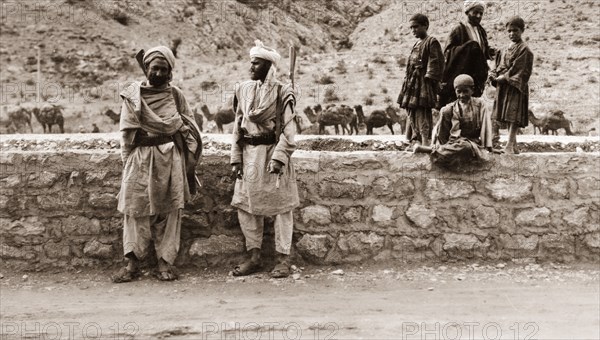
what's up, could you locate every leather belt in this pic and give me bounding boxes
[134,134,173,147]
[241,132,276,146]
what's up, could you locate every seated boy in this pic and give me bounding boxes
[414,74,493,167]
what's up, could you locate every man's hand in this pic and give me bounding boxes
[232,163,243,179]
[268,160,284,174]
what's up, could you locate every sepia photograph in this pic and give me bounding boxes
[1,0,599,339]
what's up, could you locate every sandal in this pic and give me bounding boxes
[155,270,178,281]
[270,263,290,279]
[111,267,141,283]
[232,260,262,277]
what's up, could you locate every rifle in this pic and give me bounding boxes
[289,44,296,90]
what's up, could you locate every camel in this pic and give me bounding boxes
[191,106,204,132]
[355,104,405,135]
[529,109,573,135]
[317,104,354,135]
[35,104,65,133]
[0,105,33,133]
[104,109,120,124]
[200,104,234,133]
[542,110,573,135]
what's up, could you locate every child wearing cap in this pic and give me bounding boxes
[489,16,534,154]
[397,13,445,147]
[414,74,493,168]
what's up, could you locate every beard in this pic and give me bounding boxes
[148,74,169,86]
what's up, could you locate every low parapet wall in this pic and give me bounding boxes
[1,135,599,270]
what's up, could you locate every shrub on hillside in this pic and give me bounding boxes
[316,74,335,85]
[324,88,339,103]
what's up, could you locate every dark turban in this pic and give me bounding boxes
[409,14,429,28]
[506,16,526,31]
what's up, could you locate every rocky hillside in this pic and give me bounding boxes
[0,0,598,134]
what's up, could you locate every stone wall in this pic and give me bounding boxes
[1,145,599,269]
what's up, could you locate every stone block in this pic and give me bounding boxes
[318,179,364,199]
[38,191,80,210]
[1,244,36,260]
[583,233,600,249]
[442,234,482,251]
[1,174,23,189]
[62,217,102,236]
[515,207,551,227]
[372,176,393,196]
[83,240,113,259]
[474,206,500,229]
[486,178,533,202]
[28,171,60,188]
[577,177,600,199]
[406,204,435,229]
[2,217,46,236]
[342,207,362,223]
[189,235,245,257]
[425,179,475,201]
[0,195,8,210]
[296,234,330,259]
[391,236,433,260]
[539,178,570,199]
[337,232,384,255]
[301,205,331,225]
[539,234,574,253]
[392,178,415,199]
[182,213,212,237]
[563,207,589,228]
[84,171,109,184]
[88,192,118,210]
[372,205,394,222]
[44,242,70,258]
[498,234,539,251]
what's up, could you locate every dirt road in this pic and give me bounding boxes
[1,263,598,339]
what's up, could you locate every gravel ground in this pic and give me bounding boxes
[1,133,599,153]
[1,261,598,339]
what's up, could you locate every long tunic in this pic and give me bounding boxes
[441,22,491,105]
[117,82,200,217]
[230,79,299,216]
[491,41,534,127]
[432,97,493,167]
[397,35,444,109]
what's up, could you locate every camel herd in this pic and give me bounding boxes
[188,102,409,136]
[0,103,64,134]
[302,103,408,135]
[2,102,584,137]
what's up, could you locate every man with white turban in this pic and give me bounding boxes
[440,0,495,108]
[112,46,202,283]
[230,40,298,278]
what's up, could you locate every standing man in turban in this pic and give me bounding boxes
[230,40,299,278]
[112,46,202,283]
[440,1,495,108]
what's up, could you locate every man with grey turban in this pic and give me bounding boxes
[440,0,495,108]
[112,46,202,283]
[230,40,298,278]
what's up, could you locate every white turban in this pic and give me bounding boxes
[249,40,281,68]
[464,0,485,13]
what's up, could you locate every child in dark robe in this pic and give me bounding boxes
[414,74,493,168]
[489,16,534,154]
[397,13,444,146]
